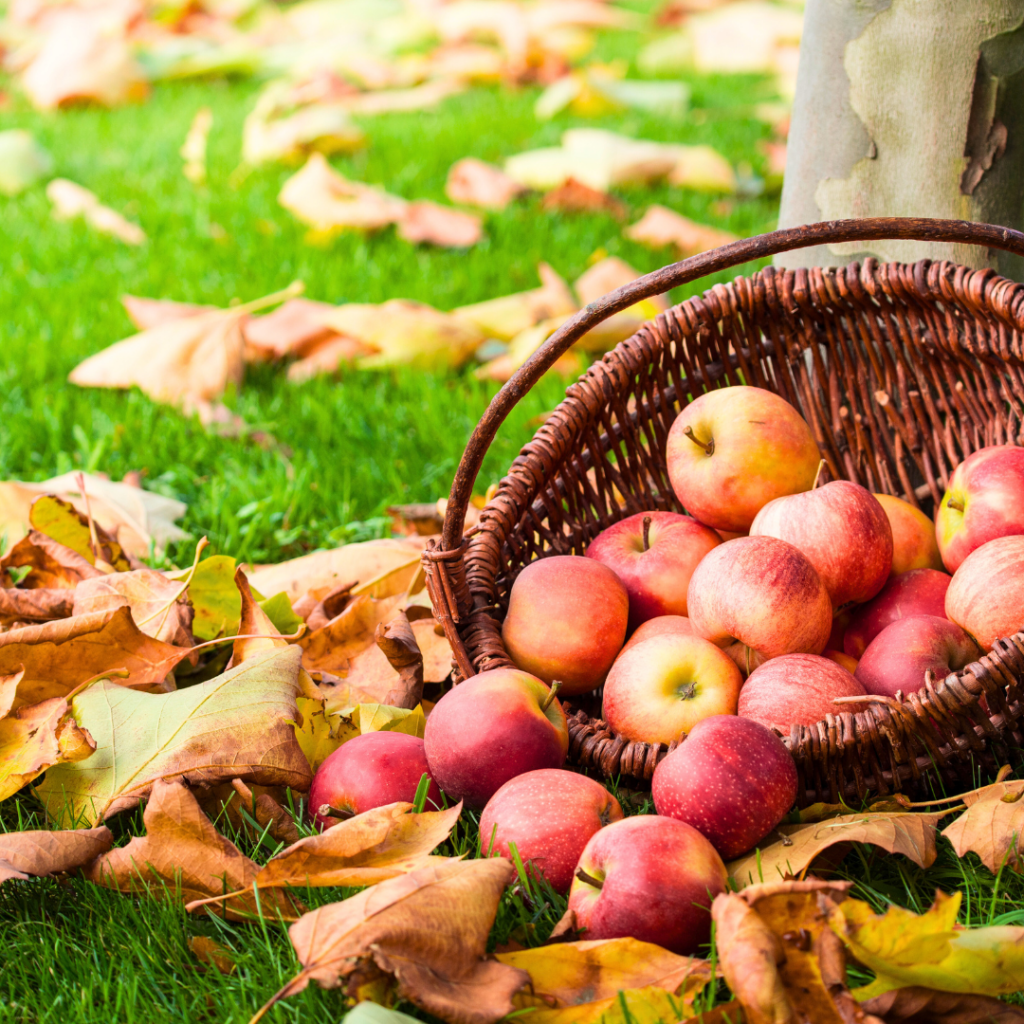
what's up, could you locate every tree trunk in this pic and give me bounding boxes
[776,0,1024,278]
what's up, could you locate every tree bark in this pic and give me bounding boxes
[777,0,1024,278]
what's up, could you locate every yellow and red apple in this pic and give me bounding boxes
[874,493,943,575]
[945,534,1024,651]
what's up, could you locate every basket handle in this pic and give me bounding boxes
[441,216,1024,549]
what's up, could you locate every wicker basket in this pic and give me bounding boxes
[423,217,1024,807]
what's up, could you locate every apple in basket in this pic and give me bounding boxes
[874,493,944,575]
[750,481,892,610]
[855,615,980,700]
[308,732,441,831]
[946,534,1024,651]
[935,445,1024,572]
[601,632,743,745]
[652,715,798,859]
[568,815,727,955]
[665,385,821,533]
[620,614,694,655]
[843,568,951,659]
[423,668,568,809]
[585,511,721,630]
[502,555,628,696]
[738,653,867,733]
[479,769,623,894]
[687,536,832,675]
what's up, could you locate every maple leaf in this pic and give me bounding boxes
[285,336,375,382]
[36,646,312,826]
[624,205,738,255]
[728,810,945,888]
[396,201,482,248]
[941,779,1024,873]
[574,256,667,314]
[543,178,626,217]
[47,179,146,245]
[1,530,104,590]
[445,157,524,210]
[251,858,527,1024]
[0,826,112,886]
[0,587,73,623]
[497,938,714,1023]
[230,566,288,666]
[0,129,53,196]
[86,780,296,920]
[121,295,214,330]
[29,493,130,570]
[243,298,338,360]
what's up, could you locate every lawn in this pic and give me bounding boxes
[3,6,1021,1023]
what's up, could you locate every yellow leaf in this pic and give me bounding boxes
[291,694,359,773]
[355,703,425,737]
[29,494,130,570]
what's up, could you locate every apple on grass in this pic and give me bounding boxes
[602,632,742,745]
[935,445,1024,572]
[652,715,798,859]
[308,732,441,831]
[946,534,1024,651]
[620,614,694,655]
[855,615,980,699]
[666,385,822,533]
[423,668,568,809]
[568,815,727,955]
[585,511,720,630]
[874,493,943,575]
[843,568,951,659]
[738,653,867,733]
[502,555,628,696]
[687,536,832,674]
[479,769,623,893]
[750,480,892,609]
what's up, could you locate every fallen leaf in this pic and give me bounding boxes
[497,938,713,1023]
[243,298,338,360]
[291,694,359,773]
[0,696,96,800]
[373,612,424,709]
[229,778,300,845]
[231,566,287,666]
[861,987,1024,1024]
[0,606,187,713]
[411,618,453,684]
[300,593,403,676]
[828,890,1024,1000]
[1,531,102,593]
[0,587,74,623]
[29,493,130,570]
[0,129,53,196]
[36,646,312,826]
[0,826,113,886]
[285,335,373,382]
[396,201,482,248]
[254,858,527,1024]
[47,178,146,245]
[667,144,737,193]
[342,80,467,117]
[171,554,244,640]
[86,780,296,920]
[728,811,945,888]
[574,256,664,312]
[190,936,236,976]
[542,178,626,217]
[445,157,523,210]
[181,106,212,185]
[73,567,195,647]
[121,295,213,330]
[625,205,738,254]
[942,779,1024,873]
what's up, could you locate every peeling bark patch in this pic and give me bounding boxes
[961,119,1007,195]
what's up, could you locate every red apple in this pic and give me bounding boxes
[620,614,694,655]
[568,815,727,955]
[479,769,623,893]
[502,555,628,696]
[750,481,892,609]
[843,568,951,659]
[874,493,943,575]
[738,654,867,732]
[946,534,1024,651]
[855,615,980,699]
[586,511,720,629]
[652,715,798,859]
[423,668,568,809]
[936,445,1024,572]
[308,732,441,831]
[687,536,832,671]
[602,633,743,744]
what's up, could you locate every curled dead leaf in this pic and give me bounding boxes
[396,201,482,248]
[624,205,738,255]
[121,295,214,330]
[445,157,524,210]
[30,493,130,571]
[229,778,301,845]
[0,587,74,623]
[231,566,288,666]
[243,298,338,360]
[942,779,1024,873]
[0,825,113,886]
[1,530,103,590]
[47,178,146,245]
[189,936,236,976]
[861,987,1024,1024]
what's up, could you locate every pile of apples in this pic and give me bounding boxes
[308,385,1024,956]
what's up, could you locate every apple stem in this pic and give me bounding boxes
[575,867,604,890]
[642,516,652,552]
[947,496,965,512]
[318,803,354,821]
[682,425,714,456]
[541,680,562,712]
[812,459,827,490]
[678,682,697,700]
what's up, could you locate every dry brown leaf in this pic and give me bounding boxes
[861,987,1024,1024]
[497,938,713,1022]
[445,157,524,210]
[285,335,373,382]
[411,618,453,684]
[300,593,403,677]
[0,826,113,886]
[253,858,526,1024]
[0,606,186,712]
[0,695,96,800]
[0,587,73,623]
[574,256,668,312]
[374,611,424,709]
[47,179,145,245]
[243,298,338,360]
[181,106,212,185]
[229,778,300,845]
[190,936,236,976]
[728,811,945,888]
[86,780,297,920]
[942,779,1024,873]
[72,567,195,647]
[624,205,737,255]
[29,492,130,571]
[397,201,482,248]
[231,566,288,667]
[1,530,105,589]
[121,295,213,330]
[542,177,626,217]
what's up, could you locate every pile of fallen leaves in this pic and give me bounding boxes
[2,478,1024,1022]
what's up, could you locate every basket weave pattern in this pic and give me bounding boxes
[436,257,1024,806]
